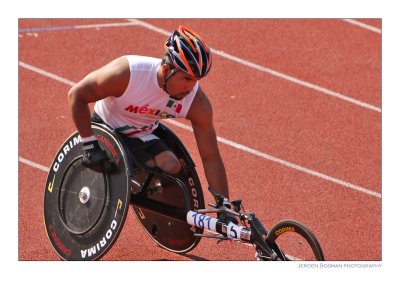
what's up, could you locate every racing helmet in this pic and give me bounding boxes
[164,25,212,78]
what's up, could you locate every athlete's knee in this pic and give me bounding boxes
[157,156,181,174]
[155,151,181,174]
[160,159,181,175]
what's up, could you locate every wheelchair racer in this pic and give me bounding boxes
[68,25,237,224]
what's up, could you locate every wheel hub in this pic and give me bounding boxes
[79,186,90,204]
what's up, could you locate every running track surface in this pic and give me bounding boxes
[18,19,381,261]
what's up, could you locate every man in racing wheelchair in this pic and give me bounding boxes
[68,25,237,224]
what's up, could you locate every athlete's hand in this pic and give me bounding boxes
[82,139,112,172]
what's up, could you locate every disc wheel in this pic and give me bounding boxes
[264,220,324,261]
[43,123,132,260]
[58,157,109,235]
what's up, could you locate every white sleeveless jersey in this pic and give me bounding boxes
[94,55,198,141]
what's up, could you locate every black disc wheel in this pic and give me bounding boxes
[265,220,324,261]
[44,123,132,260]
[58,157,109,235]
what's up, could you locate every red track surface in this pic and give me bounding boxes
[18,19,381,261]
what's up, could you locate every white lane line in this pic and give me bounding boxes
[165,119,381,199]
[211,49,381,113]
[19,62,75,86]
[128,19,381,113]
[19,21,140,33]
[342,19,382,34]
[19,156,50,172]
[19,61,381,198]
[19,19,381,113]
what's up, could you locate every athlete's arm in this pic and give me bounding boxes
[187,87,229,198]
[67,56,130,137]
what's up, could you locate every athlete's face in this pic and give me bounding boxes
[166,70,199,100]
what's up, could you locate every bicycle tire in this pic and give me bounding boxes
[265,219,324,261]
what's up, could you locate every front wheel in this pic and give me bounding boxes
[264,220,324,261]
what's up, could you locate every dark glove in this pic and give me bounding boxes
[217,201,238,225]
[82,139,112,172]
[218,212,238,225]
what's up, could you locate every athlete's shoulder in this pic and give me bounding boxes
[186,86,213,124]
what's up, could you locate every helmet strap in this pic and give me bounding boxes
[162,68,178,94]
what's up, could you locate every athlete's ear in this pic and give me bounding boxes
[161,63,171,77]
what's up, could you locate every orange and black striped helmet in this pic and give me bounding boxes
[164,25,212,78]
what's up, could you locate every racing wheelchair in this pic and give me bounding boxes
[44,122,324,261]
